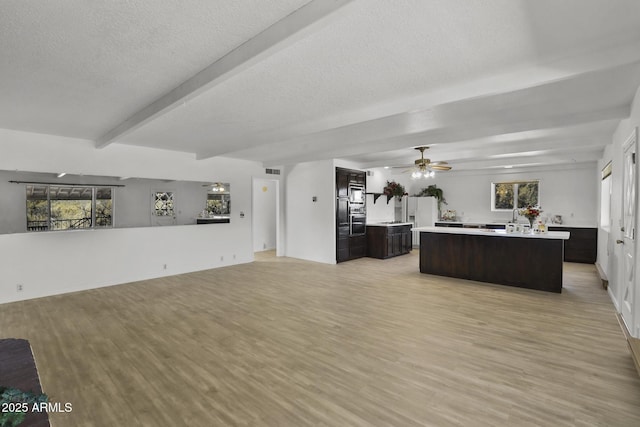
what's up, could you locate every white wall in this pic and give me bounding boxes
[368,164,598,226]
[1,225,249,304]
[0,129,266,304]
[284,159,336,264]
[365,194,394,223]
[252,178,277,252]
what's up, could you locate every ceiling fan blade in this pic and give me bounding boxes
[430,165,452,171]
[431,161,449,165]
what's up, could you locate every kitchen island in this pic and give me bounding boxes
[367,222,412,259]
[414,226,570,293]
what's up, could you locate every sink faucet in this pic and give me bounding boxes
[512,208,519,223]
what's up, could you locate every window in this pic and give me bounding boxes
[491,181,539,211]
[26,185,113,232]
[153,191,175,216]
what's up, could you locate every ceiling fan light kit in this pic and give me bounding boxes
[411,170,435,179]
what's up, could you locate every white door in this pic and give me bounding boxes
[620,129,638,333]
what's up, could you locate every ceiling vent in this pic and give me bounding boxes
[265,168,281,175]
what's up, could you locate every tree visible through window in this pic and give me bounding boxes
[26,185,113,231]
[153,192,175,216]
[491,181,539,211]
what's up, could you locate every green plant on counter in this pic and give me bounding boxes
[0,386,48,427]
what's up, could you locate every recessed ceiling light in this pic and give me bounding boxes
[504,165,513,169]
[57,172,66,178]
[384,166,390,169]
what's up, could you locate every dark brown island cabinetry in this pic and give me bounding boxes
[548,226,597,264]
[336,167,367,263]
[419,231,566,293]
[367,224,412,259]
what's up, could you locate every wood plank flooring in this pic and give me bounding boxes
[1,250,640,426]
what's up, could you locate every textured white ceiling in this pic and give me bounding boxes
[0,0,310,137]
[2,0,640,171]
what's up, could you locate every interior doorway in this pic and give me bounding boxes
[252,178,279,255]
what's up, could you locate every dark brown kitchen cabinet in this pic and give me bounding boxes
[548,226,597,263]
[336,167,367,263]
[367,225,412,259]
[336,171,349,198]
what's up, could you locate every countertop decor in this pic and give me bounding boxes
[519,205,543,227]
[441,209,456,221]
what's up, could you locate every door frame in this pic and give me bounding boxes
[251,177,281,256]
[619,127,639,336]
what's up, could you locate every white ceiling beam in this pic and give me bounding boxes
[198,60,640,161]
[257,103,628,166]
[95,0,354,149]
[448,149,603,171]
[362,137,609,169]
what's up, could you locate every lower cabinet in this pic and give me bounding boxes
[337,227,367,262]
[367,225,412,259]
[350,235,367,259]
[548,226,597,264]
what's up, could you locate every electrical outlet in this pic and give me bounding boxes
[163,264,167,270]
[16,284,23,292]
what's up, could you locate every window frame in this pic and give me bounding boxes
[26,184,114,232]
[491,180,540,212]
[152,191,176,217]
[600,161,612,231]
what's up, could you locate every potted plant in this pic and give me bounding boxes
[415,185,447,212]
[383,181,407,204]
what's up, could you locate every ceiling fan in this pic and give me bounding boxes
[202,182,226,192]
[402,146,451,178]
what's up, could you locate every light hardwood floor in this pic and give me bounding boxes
[1,251,640,426]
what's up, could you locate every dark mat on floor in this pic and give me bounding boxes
[0,339,50,427]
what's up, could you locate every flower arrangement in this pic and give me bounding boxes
[441,209,456,221]
[383,181,407,203]
[519,205,543,225]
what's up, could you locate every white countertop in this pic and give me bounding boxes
[435,221,596,228]
[545,224,598,228]
[367,222,413,227]
[413,226,570,240]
